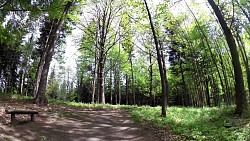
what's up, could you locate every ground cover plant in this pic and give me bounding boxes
[131,106,250,140]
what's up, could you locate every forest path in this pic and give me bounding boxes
[0,98,160,141]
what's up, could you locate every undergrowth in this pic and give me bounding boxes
[131,106,250,141]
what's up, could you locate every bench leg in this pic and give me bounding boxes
[31,114,35,122]
[11,114,16,124]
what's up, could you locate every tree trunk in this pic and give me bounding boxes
[19,69,24,95]
[98,47,105,104]
[92,48,97,103]
[118,68,121,105]
[35,1,73,105]
[235,31,250,98]
[208,0,248,115]
[144,0,168,117]
[160,41,169,106]
[110,60,113,104]
[129,52,135,105]
[32,50,45,98]
[149,47,154,106]
[205,70,211,107]
[125,74,129,105]
[179,57,189,106]
[114,67,118,104]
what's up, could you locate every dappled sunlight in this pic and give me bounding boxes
[33,109,156,141]
[0,124,39,141]
[0,98,158,141]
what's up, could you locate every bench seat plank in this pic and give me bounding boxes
[5,110,38,114]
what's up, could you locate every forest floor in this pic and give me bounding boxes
[0,97,178,141]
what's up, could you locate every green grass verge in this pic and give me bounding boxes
[0,93,33,100]
[130,106,250,141]
[49,99,135,109]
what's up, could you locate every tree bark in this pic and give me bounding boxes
[208,0,248,115]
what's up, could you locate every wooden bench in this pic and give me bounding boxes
[5,109,38,124]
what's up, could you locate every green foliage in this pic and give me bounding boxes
[131,106,250,140]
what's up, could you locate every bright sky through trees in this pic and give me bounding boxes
[62,0,205,73]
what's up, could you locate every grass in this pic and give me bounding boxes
[131,106,250,141]
[0,93,33,100]
[49,99,135,109]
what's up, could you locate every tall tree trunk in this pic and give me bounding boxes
[125,74,129,105]
[96,0,114,104]
[205,70,211,107]
[110,60,113,104]
[160,41,169,106]
[32,50,46,98]
[98,48,105,104]
[19,69,24,95]
[208,0,248,115]
[114,67,118,104]
[144,0,168,117]
[118,68,121,105]
[129,52,135,105]
[92,48,97,103]
[235,31,250,98]
[149,47,154,106]
[211,73,220,106]
[35,1,73,105]
[179,57,189,106]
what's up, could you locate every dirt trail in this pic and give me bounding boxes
[0,99,160,141]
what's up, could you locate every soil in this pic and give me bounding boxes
[0,98,161,141]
